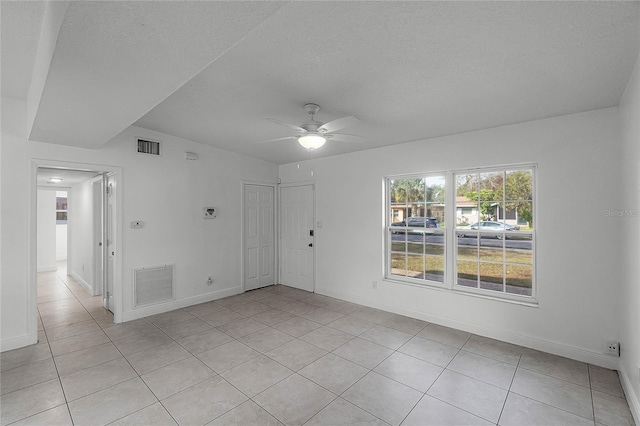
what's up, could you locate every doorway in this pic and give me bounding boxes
[279,183,315,292]
[243,183,276,291]
[31,161,122,343]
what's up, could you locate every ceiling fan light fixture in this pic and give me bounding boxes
[298,134,326,150]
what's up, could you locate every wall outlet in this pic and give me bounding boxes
[372,280,377,289]
[207,276,213,286]
[603,340,620,356]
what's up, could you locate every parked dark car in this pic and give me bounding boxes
[391,217,440,233]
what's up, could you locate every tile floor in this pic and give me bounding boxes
[0,267,635,425]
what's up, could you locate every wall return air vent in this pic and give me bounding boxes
[137,138,161,156]
[133,265,174,307]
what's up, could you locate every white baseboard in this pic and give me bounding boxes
[317,287,619,370]
[121,286,243,322]
[1,333,37,353]
[620,366,640,425]
[37,265,57,272]
[70,271,95,296]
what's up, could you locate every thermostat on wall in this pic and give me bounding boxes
[203,207,216,219]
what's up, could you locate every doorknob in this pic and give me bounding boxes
[308,243,313,247]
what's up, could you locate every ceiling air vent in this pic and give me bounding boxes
[137,138,161,156]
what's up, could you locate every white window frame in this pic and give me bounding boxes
[384,164,537,305]
[385,172,447,289]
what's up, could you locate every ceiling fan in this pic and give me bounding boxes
[264,103,363,150]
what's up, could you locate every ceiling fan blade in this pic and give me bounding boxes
[326,133,366,143]
[266,118,306,133]
[257,136,298,143]
[318,115,359,133]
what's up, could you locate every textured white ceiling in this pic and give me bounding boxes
[3,1,639,164]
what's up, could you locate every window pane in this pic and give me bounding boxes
[506,265,532,296]
[457,259,478,288]
[391,253,407,276]
[505,170,533,201]
[426,256,444,282]
[407,255,425,278]
[56,197,68,211]
[425,176,445,203]
[480,171,503,201]
[507,201,533,230]
[505,235,532,265]
[479,235,503,262]
[407,241,425,255]
[390,230,407,252]
[426,242,444,256]
[479,262,504,292]
[457,233,477,259]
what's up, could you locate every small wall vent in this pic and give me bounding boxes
[137,138,161,156]
[133,265,174,307]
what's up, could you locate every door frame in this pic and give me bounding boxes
[278,181,316,292]
[241,181,278,292]
[29,159,123,343]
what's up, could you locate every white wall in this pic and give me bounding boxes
[619,52,640,422]
[36,189,56,271]
[69,180,94,294]
[280,107,623,369]
[0,97,279,350]
[56,225,67,260]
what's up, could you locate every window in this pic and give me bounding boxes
[385,165,536,303]
[455,167,534,298]
[56,192,68,225]
[387,175,446,285]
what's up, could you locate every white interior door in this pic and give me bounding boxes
[244,184,275,291]
[104,174,115,312]
[92,179,103,297]
[280,184,314,292]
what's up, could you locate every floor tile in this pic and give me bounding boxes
[359,325,413,350]
[0,379,66,426]
[305,397,388,426]
[417,324,471,349]
[68,378,157,426]
[342,372,422,426]
[322,300,360,315]
[447,350,516,389]
[162,376,247,426]
[60,357,137,401]
[1,343,52,371]
[510,368,593,420]
[228,301,271,316]
[299,293,333,307]
[9,404,72,426]
[300,307,345,325]
[403,395,493,426]
[250,308,296,326]
[349,306,394,324]
[261,295,296,309]
[214,294,253,308]
[207,400,283,426]
[461,334,522,365]
[124,341,192,375]
[379,314,428,335]
[156,317,212,340]
[216,318,268,338]
[589,364,625,398]
[398,336,459,367]
[519,348,589,387]
[279,301,319,316]
[0,358,58,395]
[427,369,508,423]
[109,402,177,426]
[299,353,368,395]
[332,337,394,369]
[147,309,195,328]
[299,326,354,351]
[112,329,173,356]
[499,392,594,426]
[374,352,442,392]
[45,320,101,342]
[196,340,261,373]
[141,356,215,400]
[49,329,110,357]
[254,374,336,426]
[176,327,234,355]
[41,311,94,329]
[273,317,322,337]
[101,318,158,341]
[220,355,292,397]
[265,339,328,371]
[238,327,294,353]
[184,301,228,317]
[592,389,635,426]
[199,309,246,327]
[54,342,122,376]
[326,316,375,336]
